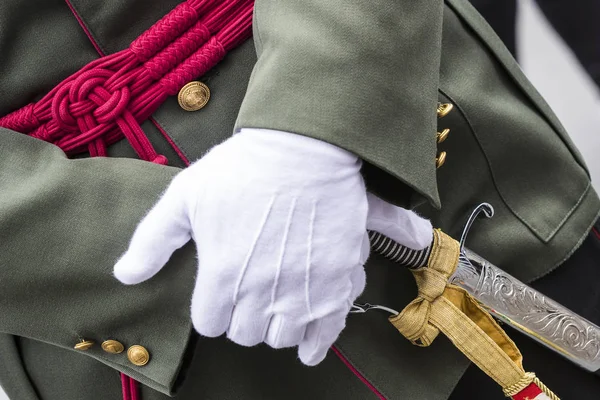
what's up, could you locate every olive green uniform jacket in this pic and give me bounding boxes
[1,0,598,399]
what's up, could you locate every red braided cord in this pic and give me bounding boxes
[0,0,253,163]
[130,1,202,62]
[0,0,245,131]
[160,1,252,95]
[0,103,40,132]
[120,0,241,93]
[52,15,251,155]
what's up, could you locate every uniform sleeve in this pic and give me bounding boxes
[0,129,196,396]
[235,0,445,208]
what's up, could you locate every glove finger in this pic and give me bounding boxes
[114,174,192,285]
[298,308,349,366]
[349,262,367,300]
[190,261,237,338]
[359,233,371,266]
[226,303,273,347]
[265,315,307,349]
[352,234,368,301]
[223,196,298,346]
[366,192,432,250]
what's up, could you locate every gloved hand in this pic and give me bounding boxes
[114,128,432,365]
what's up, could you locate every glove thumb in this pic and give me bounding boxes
[366,193,433,250]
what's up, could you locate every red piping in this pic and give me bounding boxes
[120,373,130,400]
[129,375,140,400]
[592,227,600,241]
[64,0,105,56]
[150,117,191,166]
[120,373,140,400]
[331,346,386,400]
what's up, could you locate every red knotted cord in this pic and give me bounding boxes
[0,0,253,164]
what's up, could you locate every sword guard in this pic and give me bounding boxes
[459,203,494,251]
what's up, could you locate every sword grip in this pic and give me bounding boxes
[368,230,431,268]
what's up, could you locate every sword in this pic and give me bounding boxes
[356,203,600,374]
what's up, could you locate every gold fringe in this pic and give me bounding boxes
[533,376,561,400]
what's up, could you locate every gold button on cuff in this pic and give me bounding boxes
[437,128,450,144]
[437,103,454,118]
[102,340,125,354]
[74,340,94,351]
[127,345,150,367]
[436,152,447,169]
[178,81,210,111]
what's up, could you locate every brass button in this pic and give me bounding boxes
[437,128,450,144]
[436,151,447,169]
[102,340,124,354]
[178,81,210,111]
[437,103,454,118]
[74,339,95,351]
[127,345,150,366]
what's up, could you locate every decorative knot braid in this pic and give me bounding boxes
[0,0,253,164]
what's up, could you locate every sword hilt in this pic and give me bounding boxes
[366,228,600,374]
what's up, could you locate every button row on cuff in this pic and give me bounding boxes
[74,339,150,367]
[102,340,124,354]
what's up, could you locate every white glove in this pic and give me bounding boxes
[114,128,432,365]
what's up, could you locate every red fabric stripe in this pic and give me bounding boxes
[65,0,106,56]
[120,373,131,400]
[120,373,141,400]
[129,376,140,400]
[331,346,386,400]
[512,383,542,400]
